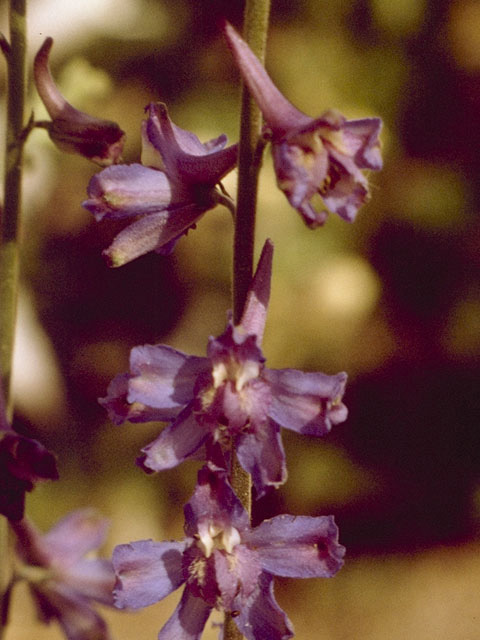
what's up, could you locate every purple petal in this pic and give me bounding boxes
[102,203,204,267]
[146,103,238,187]
[338,117,383,170]
[158,587,212,640]
[138,407,208,472]
[34,583,112,640]
[62,558,115,605]
[184,466,249,537]
[41,510,109,566]
[99,373,171,425]
[240,239,273,342]
[322,148,370,221]
[112,539,187,609]
[83,164,172,221]
[264,368,348,435]
[214,544,261,610]
[233,572,294,640]
[128,345,209,413]
[224,23,310,136]
[246,515,345,578]
[236,420,287,497]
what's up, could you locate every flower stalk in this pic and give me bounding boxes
[1,0,27,421]
[228,0,271,637]
[0,1,28,635]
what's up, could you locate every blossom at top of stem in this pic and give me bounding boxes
[112,465,345,640]
[0,390,58,521]
[33,37,125,166]
[224,22,383,227]
[100,239,348,496]
[12,510,116,640]
[82,102,238,266]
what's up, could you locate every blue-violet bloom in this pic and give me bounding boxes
[34,38,125,166]
[82,102,238,266]
[224,23,382,227]
[101,239,348,496]
[113,465,345,640]
[12,510,116,640]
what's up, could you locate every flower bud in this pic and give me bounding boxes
[34,37,125,166]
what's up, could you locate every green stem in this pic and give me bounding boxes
[227,1,271,639]
[0,1,28,636]
[1,0,27,419]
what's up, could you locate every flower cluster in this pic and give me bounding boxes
[224,23,382,227]
[113,465,345,640]
[82,102,238,266]
[12,510,115,640]
[102,240,348,497]
[22,17,384,640]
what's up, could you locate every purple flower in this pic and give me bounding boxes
[12,510,116,640]
[113,465,345,640]
[82,102,238,266]
[224,23,382,227]
[34,38,125,166]
[101,239,348,496]
[0,391,58,521]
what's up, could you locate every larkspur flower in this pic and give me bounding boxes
[101,239,348,496]
[224,22,383,227]
[113,465,345,640]
[34,37,125,166]
[12,510,115,640]
[82,102,238,266]
[0,389,58,521]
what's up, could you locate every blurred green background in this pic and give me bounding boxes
[2,0,480,638]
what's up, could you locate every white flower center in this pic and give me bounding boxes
[198,523,241,558]
[212,359,260,392]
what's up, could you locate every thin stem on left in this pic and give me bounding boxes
[0,0,28,636]
[1,0,27,421]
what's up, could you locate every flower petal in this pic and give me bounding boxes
[239,239,273,343]
[246,514,345,578]
[336,117,383,170]
[102,203,204,267]
[224,23,310,136]
[146,103,238,187]
[184,465,249,537]
[62,558,115,605]
[264,368,348,435]
[138,406,208,472]
[112,539,187,609]
[99,373,171,425]
[233,572,294,640]
[33,582,112,640]
[128,345,209,413]
[158,587,212,640]
[236,420,287,497]
[272,139,329,228]
[42,510,110,566]
[83,164,173,221]
[214,544,261,609]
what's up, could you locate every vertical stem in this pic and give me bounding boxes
[1,0,26,420]
[0,1,27,636]
[232,0,271,327]
[227,1,270,639]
